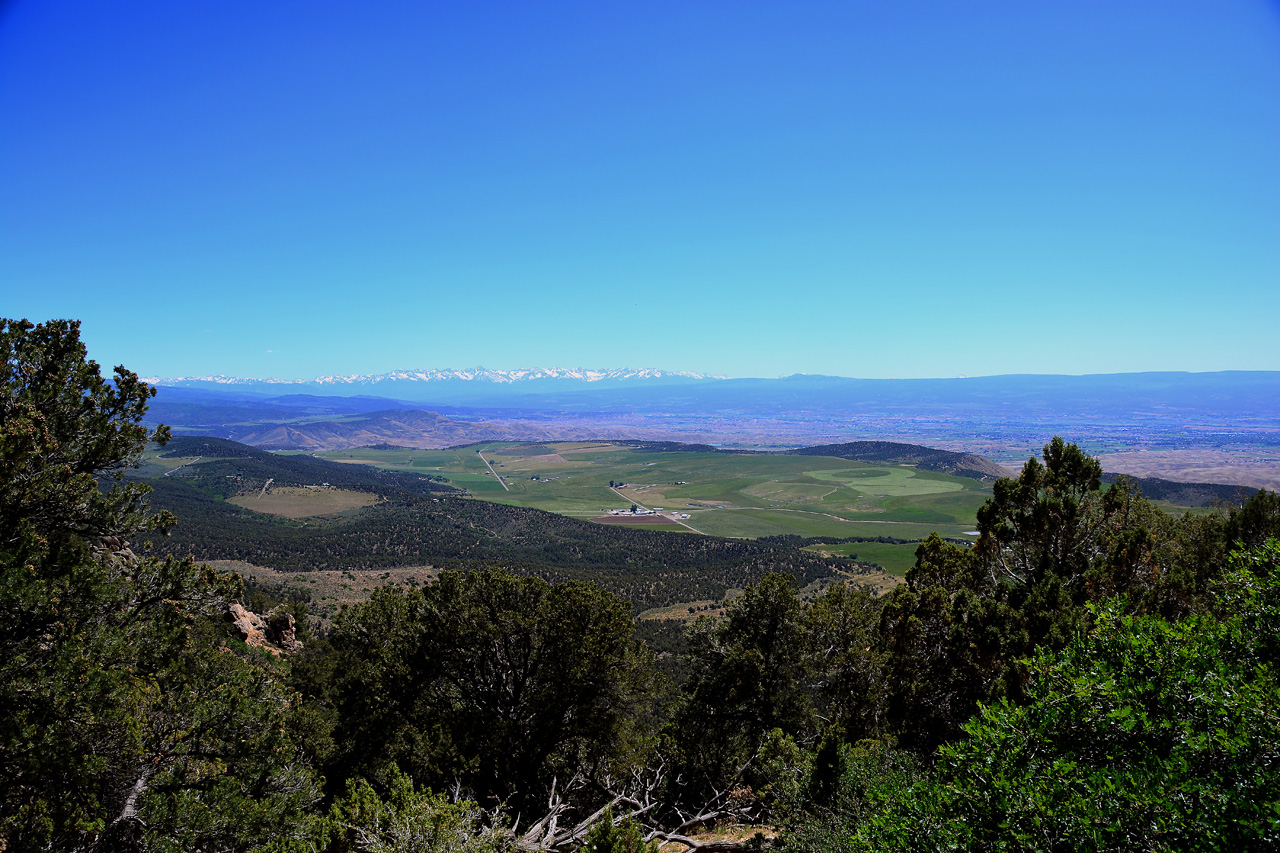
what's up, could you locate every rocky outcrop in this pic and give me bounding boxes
[225,603,302,654]
[266,606,303,652]
[226,602,269,647]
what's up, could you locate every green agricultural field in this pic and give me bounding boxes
[804,541,925,576]
[313,442,994,542]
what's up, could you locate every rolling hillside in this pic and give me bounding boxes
[788,440,1011,480]
[139,438,872,613]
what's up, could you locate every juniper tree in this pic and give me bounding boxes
[0,318,319,851]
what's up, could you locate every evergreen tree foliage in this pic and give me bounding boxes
[301,568,659,812]
[672,574,815,803]
[322,766,508,853]
[0,318,319,851]
[877,534,1010,751]
[805,584,885,740]
[857,540,1280,851]
[1224,487,1280,551]
[875,437,1269,754]
[780,738,921,853]
[574,806,656,853]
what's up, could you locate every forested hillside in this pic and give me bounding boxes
[156,435,456,498]
[1100,470,1257,507]
[142,439,864,609]
[789,440,1009,480]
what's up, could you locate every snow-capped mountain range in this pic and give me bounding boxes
[143,368,727,401]
[145,367,722,386]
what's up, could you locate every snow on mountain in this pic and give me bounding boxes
[143,367,725,388]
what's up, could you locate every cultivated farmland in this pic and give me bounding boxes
[309,441,993,569]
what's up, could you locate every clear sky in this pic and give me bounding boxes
[2,1,1278,380]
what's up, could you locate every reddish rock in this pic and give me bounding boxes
[225,602,303,654]
[226,602,269,648]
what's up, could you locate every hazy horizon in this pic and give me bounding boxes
[3,1,1278,380]
[141,365,1280,385]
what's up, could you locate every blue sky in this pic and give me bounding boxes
[2,1,1278,380]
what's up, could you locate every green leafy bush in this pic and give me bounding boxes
[859,540,1280,851]
[324,766,509,853]
[575,806,656,853]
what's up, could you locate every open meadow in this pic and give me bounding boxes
[228,486,379,518]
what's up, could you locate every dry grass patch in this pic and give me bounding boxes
[657,825,776,851]
[229,486,379,518]
[834,567,903,595]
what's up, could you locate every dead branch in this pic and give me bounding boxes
[510,748,770,852]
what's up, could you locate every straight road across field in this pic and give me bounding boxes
[476,452,510,492]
